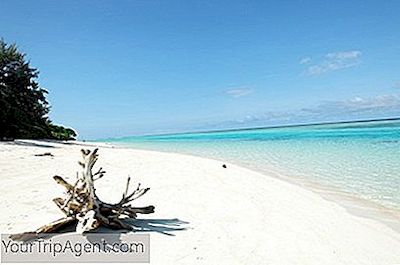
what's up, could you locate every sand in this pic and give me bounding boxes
[1,140,400,264]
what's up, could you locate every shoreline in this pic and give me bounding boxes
[1,139,400,264]
[103,141,400,231]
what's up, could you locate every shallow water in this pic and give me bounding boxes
[100,119,400,210]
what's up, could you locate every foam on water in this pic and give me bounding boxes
[101,119,400,211]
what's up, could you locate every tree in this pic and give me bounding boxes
[0,39,76,140]
[48,124,77,140]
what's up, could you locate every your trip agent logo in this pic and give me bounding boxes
[1,233,150,263]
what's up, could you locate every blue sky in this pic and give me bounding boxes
[1,0,399,139]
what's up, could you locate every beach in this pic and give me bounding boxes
[1,140,400,264]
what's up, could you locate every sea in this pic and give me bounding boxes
[100,119,400,211]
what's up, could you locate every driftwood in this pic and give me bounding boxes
[34,152,54,157]
[11,148,154,241]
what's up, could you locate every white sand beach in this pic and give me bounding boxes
[1,140,400,264]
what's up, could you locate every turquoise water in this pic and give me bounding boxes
[101,119,400,210]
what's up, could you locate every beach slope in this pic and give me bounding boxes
[0,140,399,264]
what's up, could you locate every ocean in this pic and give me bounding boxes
[100,119,400,211]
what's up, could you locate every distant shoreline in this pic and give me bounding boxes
[118,117,400,139]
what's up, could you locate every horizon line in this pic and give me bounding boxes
[101,116,400,140]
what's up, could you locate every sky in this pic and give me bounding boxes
[1,0,399,139]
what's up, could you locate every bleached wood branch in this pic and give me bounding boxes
[11,148,155,240]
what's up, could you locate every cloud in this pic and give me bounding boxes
[209,94,400,130]
[299,57,311,64]
[225,87,253,98]
[233,112,291,124]
[304,50,362,75]
[301,94,400,116]
[326,50,361,60]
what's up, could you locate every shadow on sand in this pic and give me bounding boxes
[7,140,57,148]
[126,218,189,236]
[12,218,189,243]
[56,218,189,236]
[82,218,189,253]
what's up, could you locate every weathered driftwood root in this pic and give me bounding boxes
[11,148,154,240]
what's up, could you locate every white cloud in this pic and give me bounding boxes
[225,87,253,98]
[304,50,362,75]
[326,50,361,60]
[191,92,400,133]
[301,94,400,115]
[299,57,311,64]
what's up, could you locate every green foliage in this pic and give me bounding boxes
[0,39,76,140]
[49,124,77,140]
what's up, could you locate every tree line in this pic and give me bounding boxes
[0,39,76,140]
